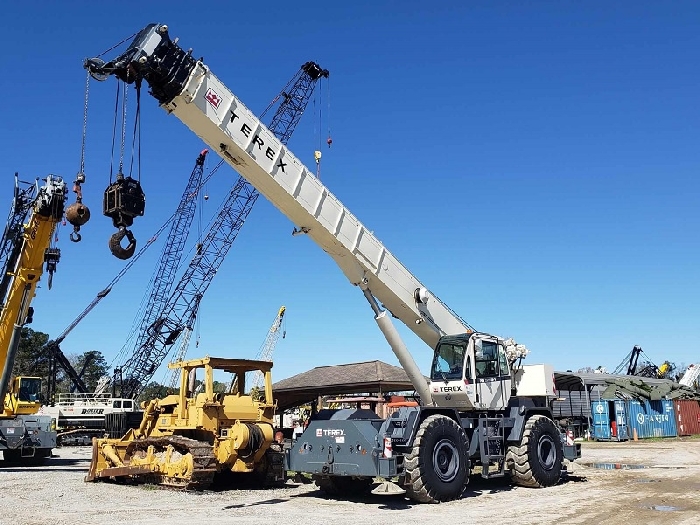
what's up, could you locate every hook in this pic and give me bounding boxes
[70,228,82,243]
[109,227,137,260]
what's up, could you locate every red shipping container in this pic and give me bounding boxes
[675,399,700,436]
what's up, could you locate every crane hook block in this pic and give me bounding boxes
[103,174,146,229]
[109,227,137,260]
[66,202,91,227]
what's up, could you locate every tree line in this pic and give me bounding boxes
[11,327,111,400]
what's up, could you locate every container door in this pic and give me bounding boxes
[661,400,678,437]
[613,400,628,440]
[591,401,611,440]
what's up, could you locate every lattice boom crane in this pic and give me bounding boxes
[250,306,285,389]
[110,53,326,398]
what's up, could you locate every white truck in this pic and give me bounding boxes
[84,24,580,502]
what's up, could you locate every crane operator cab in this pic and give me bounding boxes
[3,376,43,417]
[429,333,513,410]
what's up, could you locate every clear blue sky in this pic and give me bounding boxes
[1,1,698,383]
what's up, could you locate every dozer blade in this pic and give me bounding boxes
[90,465,155,479]
[85,435,217,490]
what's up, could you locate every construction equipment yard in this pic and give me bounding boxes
[2,439,699,525]
[1,5,699,525]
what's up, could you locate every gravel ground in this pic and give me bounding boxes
[2,438,700,525]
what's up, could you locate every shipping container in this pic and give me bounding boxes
[590,400,628,441]
[675,399,700,436]
[626,399,677,439]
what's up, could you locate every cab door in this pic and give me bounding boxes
[474,339,511,410]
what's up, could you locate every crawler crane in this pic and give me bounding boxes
[85,24,580,502]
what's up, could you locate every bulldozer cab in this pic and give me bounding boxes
[170,357,274,405]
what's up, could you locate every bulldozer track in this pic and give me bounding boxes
[126,435,218,490]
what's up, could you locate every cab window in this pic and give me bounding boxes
[475,340,499,378]
[18,378,41,402]
[123,400,132,409]
[431,342,466,381]
[498,345,510,376]
[113,400,122,409]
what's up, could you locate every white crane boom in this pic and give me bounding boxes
[86,24,472,355]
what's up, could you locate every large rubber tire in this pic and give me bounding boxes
[314,476,374,497]
[404,414,470,503]
[507,414,563,488]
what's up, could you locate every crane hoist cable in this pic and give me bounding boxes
[64,71,92,243]
[326,73,332,148]
[102,77,146,261]
[64,31,140,245]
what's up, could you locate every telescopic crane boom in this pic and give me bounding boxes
[0,175,68,462]
[85,24,483,403]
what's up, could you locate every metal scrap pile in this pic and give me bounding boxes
[599,377,700,402]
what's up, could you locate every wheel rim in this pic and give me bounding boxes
[537,434,556,471]
[432,438,459,482]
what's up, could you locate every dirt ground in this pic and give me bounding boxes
[1,438,699,525]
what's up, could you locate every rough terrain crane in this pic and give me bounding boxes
[85,23,580,502]
[1,174,85,463]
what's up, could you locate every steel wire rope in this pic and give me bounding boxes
[108,82,121,183]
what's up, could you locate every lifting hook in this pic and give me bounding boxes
[65,172,91,243]
[109,227,137,260]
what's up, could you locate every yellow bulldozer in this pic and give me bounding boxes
[85,357,284,489]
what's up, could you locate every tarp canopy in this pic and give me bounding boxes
[272,360,418,412]
[554,371,700,401]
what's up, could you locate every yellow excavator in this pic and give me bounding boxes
[85,356,284,488]
[1,174,88,463]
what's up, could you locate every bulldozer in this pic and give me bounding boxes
[85,357,284,489]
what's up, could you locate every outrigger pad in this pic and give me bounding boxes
[370,480,406,496]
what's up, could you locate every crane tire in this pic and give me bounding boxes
[314,476,373,497]
[506,414,563,488]
[404,414,469,503]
